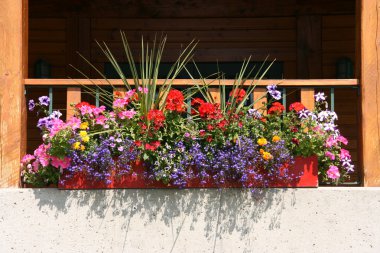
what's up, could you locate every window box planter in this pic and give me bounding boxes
[58,156,318,189]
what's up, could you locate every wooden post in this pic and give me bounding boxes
[300,88,315,110]
[209,88,221,104]
[253,88,267,113]
[66,87,81,120]
[360,0,380,186]
[0,0,28,187]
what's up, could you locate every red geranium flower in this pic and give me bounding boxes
[147,109,166,127]
[268,102,285,115]
[75,101,90,109]
[165,89,185,112]
[145,141,160,151]
[191,98,205,108]
[229,89,246,102]
[198,103,222,119]
[289,102,306,112]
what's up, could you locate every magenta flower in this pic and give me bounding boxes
[113,98,128,108]
[33,144,51,167]
[93,105,106,116]
[51,156,71,169]
[327,165,340,179]
[340,149,351,160]
[325,151,335,160]
[21,154,36,164]
[66,116,81,130]
[95,115,107,125]
[138,87,148,94]
[79,105,93,115]
[337,135,348,145]
[118,109,137,120]
[325,136,337,148]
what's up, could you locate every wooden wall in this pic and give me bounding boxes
[27,0,360,183]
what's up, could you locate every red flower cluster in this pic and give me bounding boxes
[268,102,285,115]
[147,109,165,128]
[198,102,221,119]
[75,101,95,109]
[165,89,185,112]
[229,88,246,102]
[145,141,161,151]
[289,102,305,112]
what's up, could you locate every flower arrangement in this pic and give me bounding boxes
[21,35,354,188]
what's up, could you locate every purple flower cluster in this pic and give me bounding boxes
[146,137,295,188]
[62,137,140,185]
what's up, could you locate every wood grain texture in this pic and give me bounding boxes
[297,15,322,78]
[360,0,380,186]
[24,78,359,86]
[0,0,28,187]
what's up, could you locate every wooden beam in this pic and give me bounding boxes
[24,78,359,87]
[0,0,28,187]
[360,0,380,186]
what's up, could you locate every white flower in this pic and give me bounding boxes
[314,92,326,102]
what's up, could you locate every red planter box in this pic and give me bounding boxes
[59,156,318,189]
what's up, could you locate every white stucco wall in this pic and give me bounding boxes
[0,188,379,253]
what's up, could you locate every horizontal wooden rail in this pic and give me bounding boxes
[24,78,359,86]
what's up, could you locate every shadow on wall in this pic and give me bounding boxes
[31,188,296,250]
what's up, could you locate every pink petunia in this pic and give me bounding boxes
[118,109,136,120]
[337,135,348,145]
[95,115,107,125]
[325,151,335,160]
[79,105,93,115]
[327,165,340,179]
[51,156,71,169]
[21,154,35,164]
[325,136,338,148]
[92,105,106,116]
[49,118,66,137]
[340,149,351,160]
[113,98,128,108]
[66,116,81,130]
[33,144,51,167]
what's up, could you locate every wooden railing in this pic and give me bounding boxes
[24,78,359,118]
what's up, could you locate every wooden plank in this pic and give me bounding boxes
[253,88,267,113]
[300,88,315,110]
[91,17,296,31]
[0,0,28,187]
[24,78,360,86]
[360,0,380,186]
[297,15,322,78]
[66,87,81,120]
[91,29,297,43]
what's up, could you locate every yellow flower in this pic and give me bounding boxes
[81,136,90,143]
[72,142,81,150]
[272,135,281,142]
[80,122,89,130]
[257,137,267,146]
[259,149,265,154]
[80,145,85,151]
[79,130,90,143]
[262,152,273,161]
